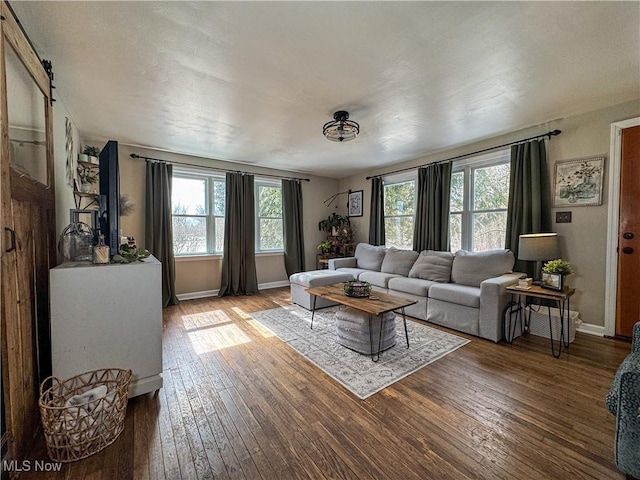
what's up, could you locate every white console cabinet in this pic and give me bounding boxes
[50,256,163,397]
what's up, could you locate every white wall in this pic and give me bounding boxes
[52,97,81,240]
[338,99,640,328]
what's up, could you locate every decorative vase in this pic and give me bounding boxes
[80,182,93,193]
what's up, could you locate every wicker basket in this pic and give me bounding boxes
[38,368,132,462]
[343,281,372,298]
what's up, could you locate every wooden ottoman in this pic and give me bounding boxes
[335,307,397,355]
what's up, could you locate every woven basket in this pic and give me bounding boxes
[39,368,132,462]
[343,281,372,298]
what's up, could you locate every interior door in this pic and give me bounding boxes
[0,1,56,466]
[616,125,640,337]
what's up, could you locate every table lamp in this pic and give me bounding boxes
[518,233,561,283]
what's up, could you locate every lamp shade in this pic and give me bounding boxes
[518,233,561,261]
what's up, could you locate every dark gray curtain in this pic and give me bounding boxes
[219,172,259,296]
[145,161,179,307]
[505,139,552,276]
[369,177,385,246]
[282,179,305,276]
[413,162,452,252]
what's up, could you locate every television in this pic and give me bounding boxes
[98,140,120,257]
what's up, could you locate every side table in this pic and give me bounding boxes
[504,284,576,358]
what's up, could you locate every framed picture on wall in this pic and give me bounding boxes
[348,190,363,217]
[553,156,605,207]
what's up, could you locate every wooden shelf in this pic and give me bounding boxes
[73,190,99,209]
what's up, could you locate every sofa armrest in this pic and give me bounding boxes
[329,257,356,270]
[614,368,640,477]
[632,322,640,353]
[478,272,525,342]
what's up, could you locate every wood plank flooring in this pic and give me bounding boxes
[22,287,630,479]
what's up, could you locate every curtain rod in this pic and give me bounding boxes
[129,153,311,182]
[366,129,561,180]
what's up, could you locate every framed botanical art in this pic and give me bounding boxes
[348,190,363,217]
[553,156,605,207]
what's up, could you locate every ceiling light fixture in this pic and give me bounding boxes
[323,110,359,142]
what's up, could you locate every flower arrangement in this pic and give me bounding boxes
[542,259,573,275]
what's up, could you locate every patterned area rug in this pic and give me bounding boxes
[250,305,469,399]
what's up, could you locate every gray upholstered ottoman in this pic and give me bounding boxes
[289,270,354,310]
[335,307,396,355]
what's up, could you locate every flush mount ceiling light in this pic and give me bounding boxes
[323,110,360,142]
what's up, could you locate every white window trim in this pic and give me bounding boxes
[172,169,225,256]
[382,174,417,249]
[254,178,284,253]
[451,149,510,252]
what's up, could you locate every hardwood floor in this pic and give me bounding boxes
[23,287,630,479]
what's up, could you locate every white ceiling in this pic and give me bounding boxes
[10,1,640,178]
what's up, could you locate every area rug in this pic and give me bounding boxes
[250,305,469,399]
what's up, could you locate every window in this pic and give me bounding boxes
[255,181,284,251]
[384,178,416,250]
[449,151,510,252]
[171,172,225,255]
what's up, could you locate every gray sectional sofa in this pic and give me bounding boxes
[329,243,522,342]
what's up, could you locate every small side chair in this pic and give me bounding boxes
[606,321,640,479]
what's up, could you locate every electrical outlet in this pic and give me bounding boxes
[556,211,572,223]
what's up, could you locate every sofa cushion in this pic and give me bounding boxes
[451,249,515,287]
[334,267,370,280]
[380,248,420,277]
[354,243,387,271]
[388,277,437,297]
[408,250,454,282]
[359,271,402,289]
[289,270,354,287]
[428,283,481,308]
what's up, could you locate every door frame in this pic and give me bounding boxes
[604,116,640,337]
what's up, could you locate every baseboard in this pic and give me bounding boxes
[177,280,290,301]
[258,280,290,290]
[576,323,605,337]
[177,289,219,301]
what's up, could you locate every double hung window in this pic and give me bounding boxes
[255,181,284,252]
[171,170,284,255]
[449,151,510,252]
[171,171,225,255]
[383,176,416,250]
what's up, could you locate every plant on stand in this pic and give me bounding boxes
[318,213,353,256]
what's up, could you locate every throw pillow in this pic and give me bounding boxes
[451,249,515,287]
[380,248,420,276]
[354,243,387,271]
[408,250,454,282]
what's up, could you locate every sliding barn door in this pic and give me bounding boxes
[0,1,56,466]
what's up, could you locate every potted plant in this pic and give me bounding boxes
[318,213,350,235]
[77,165,98,193]
[79,145,100,165]
[541,259,573,291]
[317,239,333,254]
